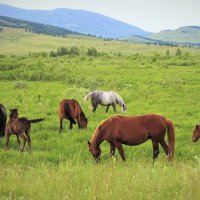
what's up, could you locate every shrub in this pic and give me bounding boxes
[175,48,182,56]
[87,47,98,57]
[13,81,28,89]
[166,50,170,56]
[69,46,80,56]
[57,47,68,56]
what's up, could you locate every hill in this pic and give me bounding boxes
[0,16,80,36]
[1,27,197,56]
[0,4,151,38]
[148,26,200,44]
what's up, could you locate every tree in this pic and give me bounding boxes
[175,48,181,56]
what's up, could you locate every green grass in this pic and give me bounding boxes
[1,27,200,199]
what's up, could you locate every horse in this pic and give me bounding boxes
[192,124,200,142]
[59,99,88,133]
[0,104,7,137]
[88,114,175,163]
[84,90,127,113]
[5,108,44,153]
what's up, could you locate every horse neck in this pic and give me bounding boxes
[115,93,123,106]
[91,128,103,148]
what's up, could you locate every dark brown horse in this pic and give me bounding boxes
[192,124,200,142]
[88,114,175,163]
[0,104,7,137]
[5,109,44,153]
[59,99,88,133]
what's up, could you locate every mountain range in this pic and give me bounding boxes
[0,4,150,38]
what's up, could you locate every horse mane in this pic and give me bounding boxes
[112,92,124,106]
[90,115,121,146]
[71,99,86,118]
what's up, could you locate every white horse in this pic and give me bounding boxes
[84,90,127,113]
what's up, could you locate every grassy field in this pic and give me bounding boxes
[0,28,200,199]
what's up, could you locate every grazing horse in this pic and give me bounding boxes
[5,109,44,153]
[0,104,7,137]
[84,90,127,113]
[192,124,200,142]
[59,99,88,133]
[88,114,175,163]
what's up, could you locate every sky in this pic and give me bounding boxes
[0,0,199,32]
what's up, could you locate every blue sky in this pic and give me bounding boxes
[0,0,199,32]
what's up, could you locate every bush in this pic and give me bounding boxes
[87,47,98,57]
[13,81,28,89]
[166,50,170,56]
[68,46,80,56]
[57,47,69,56]
[175,48,182,56]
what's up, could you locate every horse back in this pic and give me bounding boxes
[59,99,82,120]
[99,114,167,144]
[7,117,30,134]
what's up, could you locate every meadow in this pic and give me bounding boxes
[0,27,200,199]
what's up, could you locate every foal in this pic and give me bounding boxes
[5,109,44,153]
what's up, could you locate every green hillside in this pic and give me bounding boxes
[0,27,199,56]
[0,16,79,36]
[148,26,200,44]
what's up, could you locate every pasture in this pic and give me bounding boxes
[0,28,200,199]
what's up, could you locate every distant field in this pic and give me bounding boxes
[0,27,200,199]
[0,27,199,56]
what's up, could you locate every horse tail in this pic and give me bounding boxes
[28,118,44,123]
[64,103,76,124]
[84,92,93,101]
[166,119,175,161]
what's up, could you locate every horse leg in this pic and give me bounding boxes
[69,121,73,129]
[92,101,98,113]
[114,142,125,161]
[112,103,116,112]
[5,133,10,150]
[152,140,159,160]
[59,117,63,133]
[160,139,169,155]
[106,105,110,113]
[20,132,27,153]
[110,143,115,157]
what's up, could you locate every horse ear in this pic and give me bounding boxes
[88,141,91,146]
[196,125,199,129]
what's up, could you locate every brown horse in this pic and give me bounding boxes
[5,109,44,153]
[59,99,88,133]
[88,114,175,163]
[192,124,200,142]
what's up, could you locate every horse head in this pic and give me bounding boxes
[88,141,101,163]
[9,108,18,119]
[79,113,88,129]
[121,103,127,113]
[192,124,200,142]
